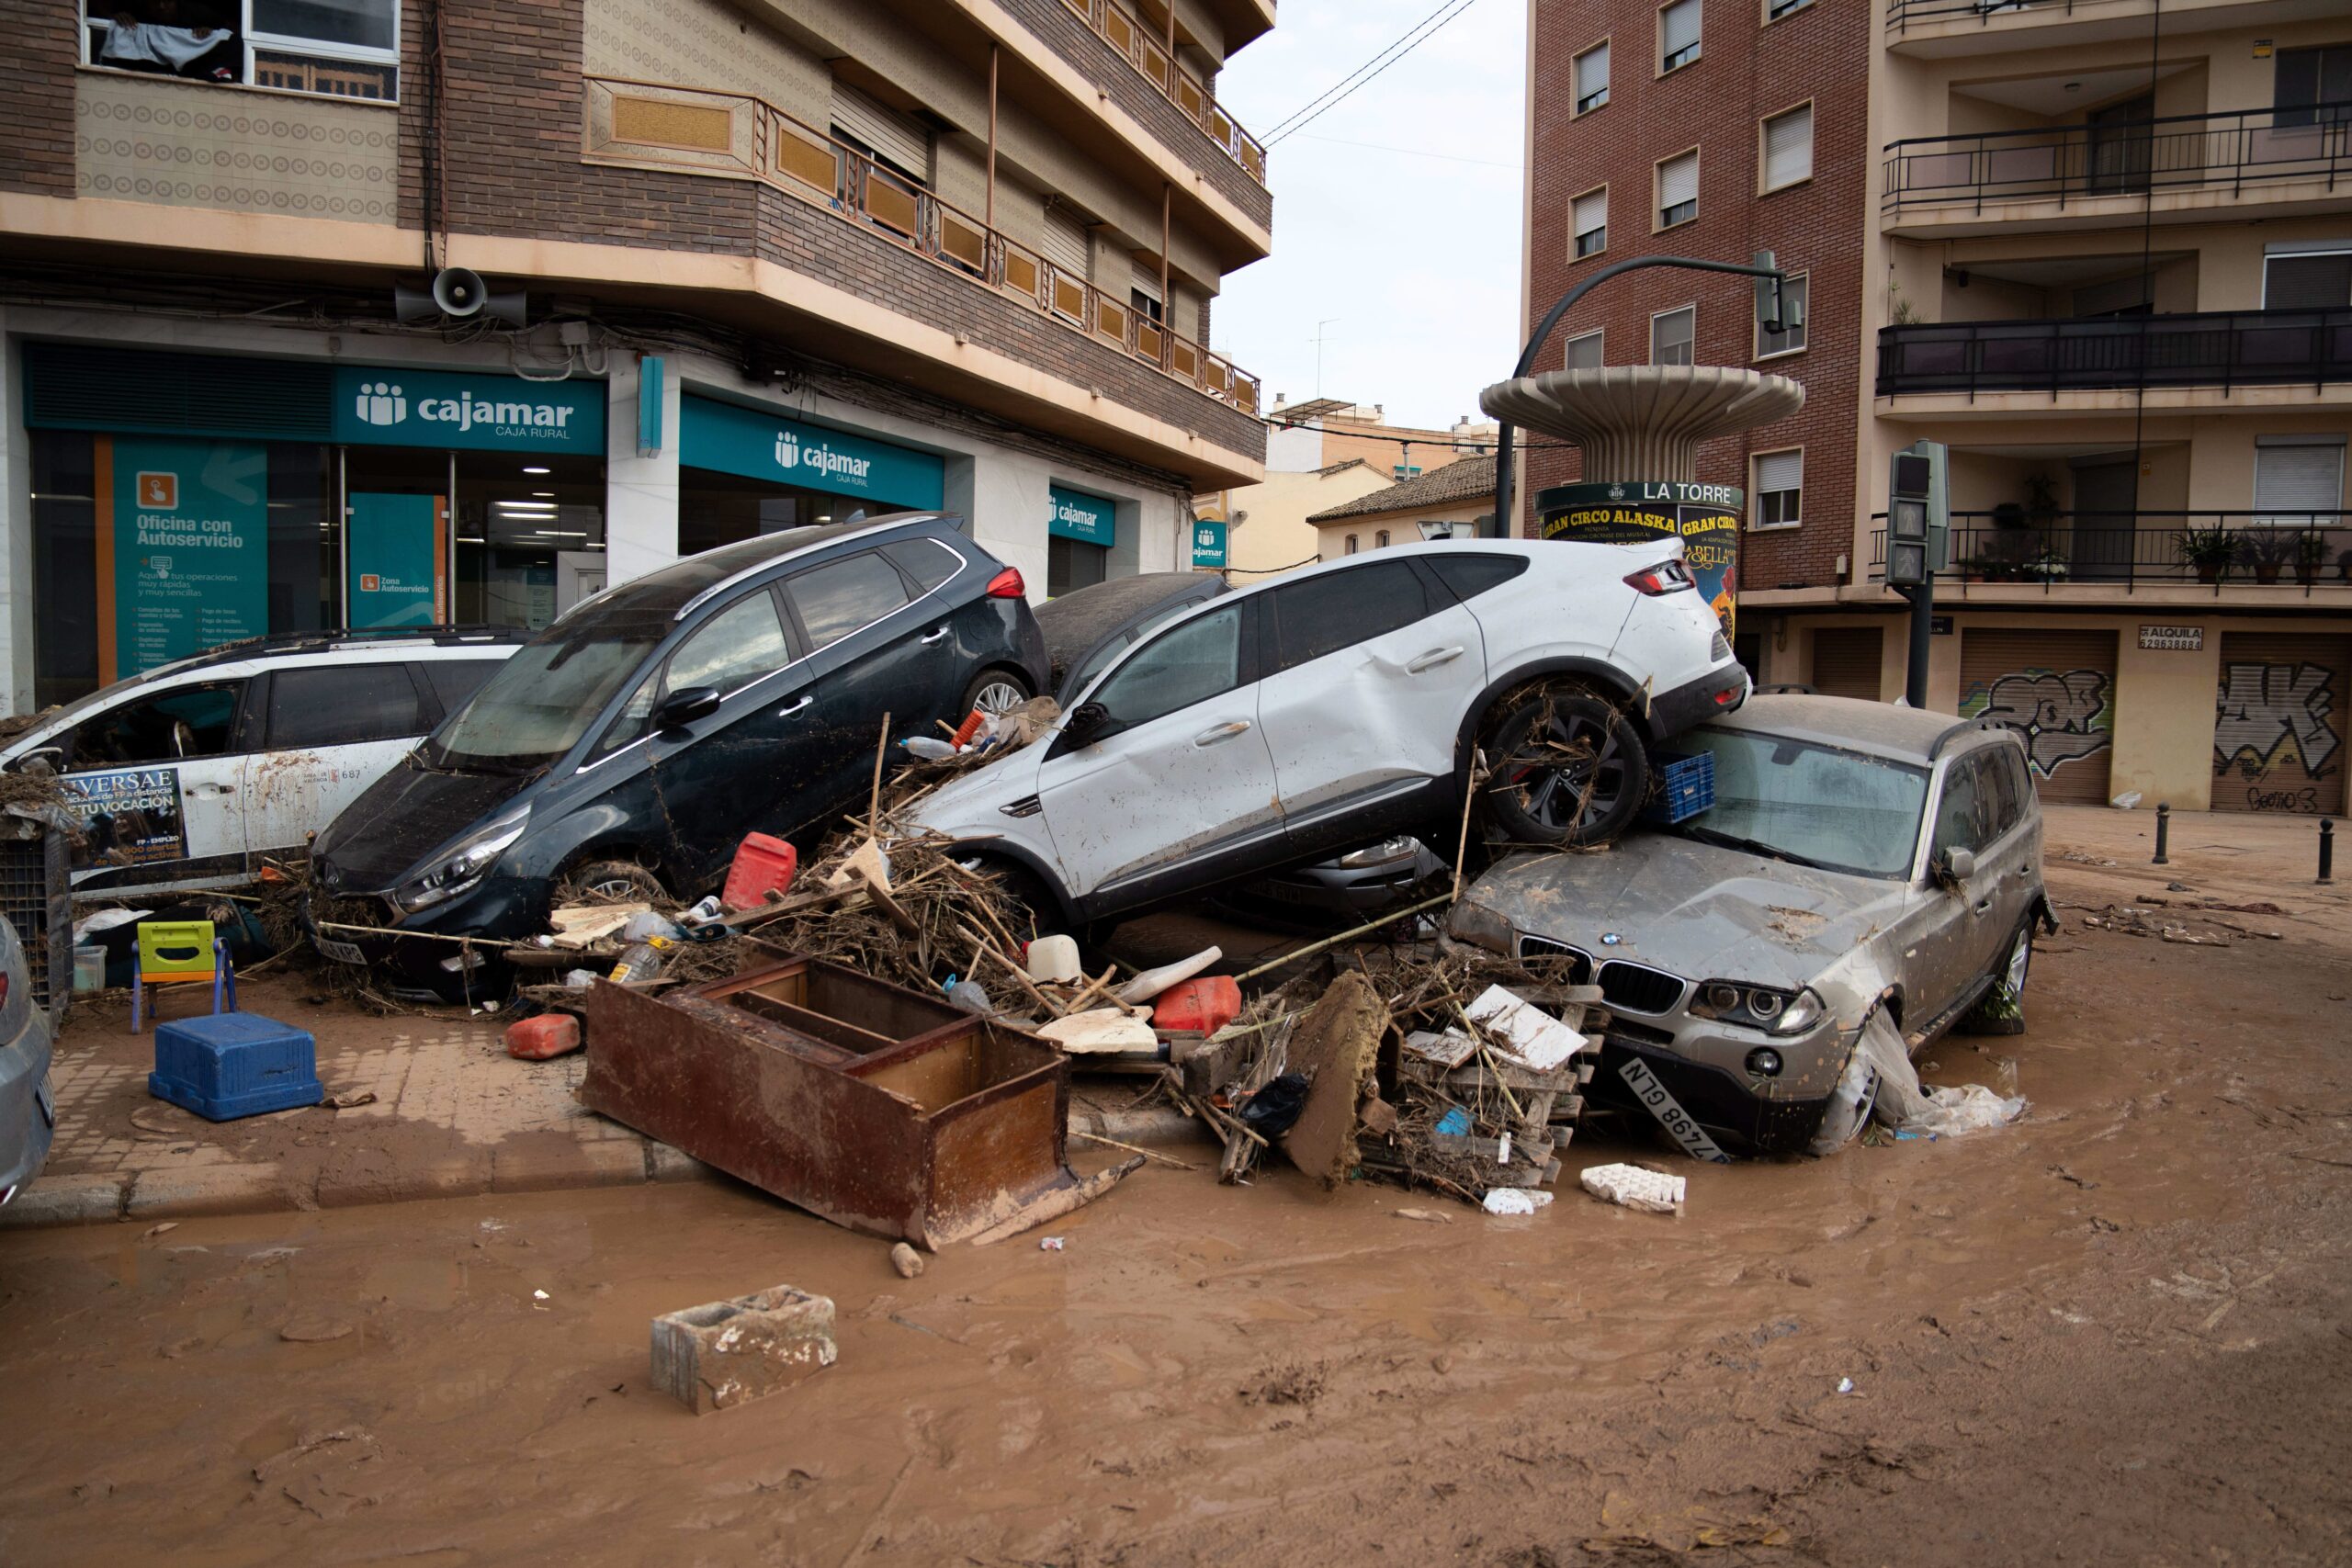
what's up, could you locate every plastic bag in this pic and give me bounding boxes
[1905,1082,2027,1136]
[1237,1073,1310,1137]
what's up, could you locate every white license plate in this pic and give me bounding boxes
[313,935,368,966]
[1617,1056,1732,1164]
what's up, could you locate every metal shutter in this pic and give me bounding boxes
[1575,42,1607,101]
[1764,105,1812,188]
[1040,207,1091,282]
[1130,258,1162,307]
[1959,628,2118,804]
[2212,632,2351,815]
[2253,440,2346,518]
[1810,626,1882,702]
[1659,152,1698,210]
[1756,449,1802,496]
[1573,189,1605,242]
[2262,250,2352,309]
[1662,0,1702,57]
[830,82,928,178]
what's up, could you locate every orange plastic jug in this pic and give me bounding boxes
[721,834,798,913]
[1151,976,1241,1036]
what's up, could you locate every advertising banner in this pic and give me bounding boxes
[346,492,447,628]
[1536,479,1740,637]
[107,435,269,679]
[1192,520,1227,568]
[678,395,946,510]
[1049,484,1116,546]
[333,367,605,454]
[59,767,187,869]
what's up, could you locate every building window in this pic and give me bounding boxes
[1047,535,1109,596]
[1574,40,1610,114]
[1757,273,1807,357]
[1374,530,1391,548]
[1344,534,1360,555]
[1565,329,1604,370]
[2262,247,2352,308]
[1657,151,1698,229]
[1573,188,1608,258]
[2274,43,2352,130]
[1651,306,1695,366]
[2253,438,2346,525]
[83,0,401,98]
[1762,104,1813,191]
[1659,0,1702,73]
[1765,0,1812,20]
[1753,449,1802,529]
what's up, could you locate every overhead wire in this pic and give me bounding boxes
[1261,0,1486,148]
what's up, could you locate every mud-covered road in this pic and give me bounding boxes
[3,809,2347,1565]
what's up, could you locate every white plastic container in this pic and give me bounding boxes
[1024,933,1082,983]
[73,944,106,994]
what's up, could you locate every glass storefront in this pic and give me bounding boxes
[675,394,946,558]
[677,470,917,557]
[1047,483,1116,598]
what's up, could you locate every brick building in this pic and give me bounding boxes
[0,0,1273,706]
[1523,0,2352,814]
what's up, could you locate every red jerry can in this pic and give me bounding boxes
[722,834,798,913]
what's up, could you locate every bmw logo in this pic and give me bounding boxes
[1600,932,1622,946]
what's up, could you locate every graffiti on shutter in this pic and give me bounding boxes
[2211,634,2348,815]
[1958,628,2118,803]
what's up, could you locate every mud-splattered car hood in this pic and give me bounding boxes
[1459,834,1912,991]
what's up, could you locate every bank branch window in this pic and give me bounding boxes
[84,0,401,99]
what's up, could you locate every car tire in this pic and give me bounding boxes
[961,669,1031,723]
[1479,683,1651,846]
[1810,1010,1897,1155]
[555,858,667,906]
[1959,921,2032,1036]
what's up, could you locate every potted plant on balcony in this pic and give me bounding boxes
[2338,547,2352,584]
[2176,525,2238,584]
[2244,529,2297,586]
[2293,532,2327,586]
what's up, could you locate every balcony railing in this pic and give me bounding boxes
[1877,309,2352,397]
[588,76,1259,417]
[1057,0,1268,186]
[1865,512,2352,592]
[1888,0,2165,32]
[1883,103,2350,215]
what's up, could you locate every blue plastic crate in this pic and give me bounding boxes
[148,1012,322,1122]
[1642,750,1715,825]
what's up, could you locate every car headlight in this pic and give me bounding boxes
[391,805,530,915]
[1446,899,1516,955]
[1697,981,1826,1036]
[1338,836,1419,870]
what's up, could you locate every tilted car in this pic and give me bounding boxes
[915,537,1746,927]
[308,514,1047,998]
[0,627,525,900]
[0,915,56,1208]
[1446,694,2051,1156]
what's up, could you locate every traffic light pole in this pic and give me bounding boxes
[1897,580,1933,708]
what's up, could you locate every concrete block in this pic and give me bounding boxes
[0,1172,129,1228]
[492,1137,648,1194]
[127,1163,289,1219]
[650,1284,837,1416]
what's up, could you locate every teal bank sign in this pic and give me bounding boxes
[1048,484,1115,546]
[333,367,605,452]
[680,395,946,510]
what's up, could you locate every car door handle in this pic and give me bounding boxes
[187,783,234,797]
[1193,721,1252,746]
[777,695,813,717]
[1407,646,1465,673]
[1973,896,1995,915]
[920,626,951,645]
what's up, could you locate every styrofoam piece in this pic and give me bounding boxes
[1465,986,1587,1071]
[1579,1163,1687,1213]
[1036,1007,1158,1053]
[1114,946,1222,1007]
[1482,1188,1555,1215]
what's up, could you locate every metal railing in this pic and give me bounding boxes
[1057,0,1269,185]
[591,76,1259,417]
[1865,512,2352,593]
[1876,309,2352,396]
[1888,0,2160,33]
[1883,102,2351,214]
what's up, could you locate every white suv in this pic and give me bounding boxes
[916,539,1746,925]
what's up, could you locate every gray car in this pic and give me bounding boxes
[0,916,56,1204]
[1448,694,2048,1156]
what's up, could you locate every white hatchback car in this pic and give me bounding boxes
[916,538,1747,926]
[4,628,525,900]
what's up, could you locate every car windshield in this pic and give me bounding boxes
[1672,727,1929,878]
[423,625,661,773]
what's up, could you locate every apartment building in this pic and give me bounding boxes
[1525,0,2351,815]
[0,0,1273,708]
[1308,454,1499,562]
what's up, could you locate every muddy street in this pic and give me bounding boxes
[3,807,2348,1565]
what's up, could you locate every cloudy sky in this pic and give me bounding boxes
[1210,0,1525,432]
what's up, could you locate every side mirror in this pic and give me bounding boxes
[1940,847,1976,885]
[652,685,722,732]
[6,746,61,775]
[1065,702,1110,742]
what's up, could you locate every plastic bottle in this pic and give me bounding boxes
[620,909,682,943]
[609,936,673,984]
[901,737,957,761]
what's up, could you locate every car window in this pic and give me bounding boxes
[1983,747,2023,839]
[665,590,793,697]
[420,659,508,712]
[1067,629,1137,701]
[267,666,428,749]
[66,680,247,769]
[1272,562,1429,671]
[1678,726,1929,878]
[2003,748,2033,821]
[592,670,660,760]
[789,551,912,650]
[882,538,960,593]
[1932,752,1996,857]
[1428,555,1528,601]
[1089,603,1244,735]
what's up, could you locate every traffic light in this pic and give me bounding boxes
[1885,441,1946,588]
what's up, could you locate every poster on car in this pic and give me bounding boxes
[1536,480,1739,638]
[57,767,187,870]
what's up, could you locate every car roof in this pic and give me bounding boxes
[564,512,964,627]
[1035,572,1226,662]
[1705,693,2017,766]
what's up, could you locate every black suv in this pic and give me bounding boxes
[310,514,1047,995]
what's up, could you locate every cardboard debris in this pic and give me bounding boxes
[547,904,650,949]
[1279,970,1390,1190]
[1464,985,1587,1071]
[1402,1029,1478,1069]
[1037,1007,1159,1054]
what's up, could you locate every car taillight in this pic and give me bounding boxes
[0,973,11,1007]
[986,568,1025,599]
[1623,560,1694,595]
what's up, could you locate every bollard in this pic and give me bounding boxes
[2152,802,2170,865]
[2322,818,2335,886]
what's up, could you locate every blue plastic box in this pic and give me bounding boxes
[149,1012,322,1122]
[1642,750,1716,826]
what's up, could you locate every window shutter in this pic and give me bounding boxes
[1040,207,1091,281]
[1662,0,1702,56]
[1575,43,1608,100]
[1756,450,1803,494]
[830,82,928,178]
[1130,259,1163,306]
[1573,189,1605,240]
[1764,106,1812,188]
[2263,252,2352,309]
[1565,331,1603,370]
[1659,152,1698,209]
[2254,441,2346,515]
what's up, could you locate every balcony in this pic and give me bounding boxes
[1885,0,2328,56]
[1877,309,2352,399]
[1866,513,2352,594]
[583,76,1260,418]
[1056,0,1268,186]
[1883,105,2352,235]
